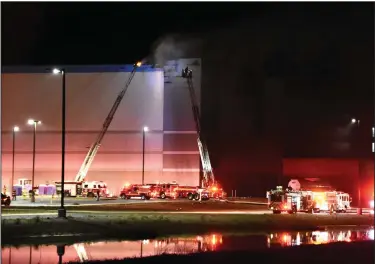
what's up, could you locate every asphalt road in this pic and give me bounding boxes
[8,197,180,207]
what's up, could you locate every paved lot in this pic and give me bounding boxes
[7,196,180,207]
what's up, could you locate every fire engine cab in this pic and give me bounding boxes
[312,191,351,213]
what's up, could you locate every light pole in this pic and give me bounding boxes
[27,119,41,203]
[351,118,362,215]
[142,126,148,185]
[53,68,67,218]
[11,126,19,200]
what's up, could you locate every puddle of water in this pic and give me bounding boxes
[2,228,373,264]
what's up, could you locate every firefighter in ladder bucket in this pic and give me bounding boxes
[182,66,193,78]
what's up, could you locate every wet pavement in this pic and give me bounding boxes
[2,227,373,263]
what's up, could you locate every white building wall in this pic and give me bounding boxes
[1,65,164,193]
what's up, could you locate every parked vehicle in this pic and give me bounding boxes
[1,193,11,206]
[55,181,109,198]
[147,182,178,199]
[120,184,152,200]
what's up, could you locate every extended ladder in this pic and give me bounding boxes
[183,69,215,188]
[75,62,141,182]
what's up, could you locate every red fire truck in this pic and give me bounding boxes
[119,184,153,200]
[174,186,210,200]
[147,182,178,199]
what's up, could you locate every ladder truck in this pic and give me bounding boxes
[181,67,225,199]
[55,62,142,197]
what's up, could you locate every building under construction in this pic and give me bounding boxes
[1,59,202,194]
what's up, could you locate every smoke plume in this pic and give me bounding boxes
[149,34,202,67]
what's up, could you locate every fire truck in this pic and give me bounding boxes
[312,191,351,213]
[119,184,153,200]
[174,185,210,200]
[55,62,142,198]
[288,179,352,213]
[267,186,319,214]
[147,182,179,199]
[55,181,109,198]
[268,180,352,214]
[149,182,210,201]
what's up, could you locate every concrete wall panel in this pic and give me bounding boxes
[2,70,164,131]
[163,133,198,152]
[161,171,200,186]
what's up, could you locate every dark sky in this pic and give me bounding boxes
[2,2,258,65]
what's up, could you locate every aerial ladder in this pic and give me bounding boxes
[181,67,216,190]
[74,62,142,183]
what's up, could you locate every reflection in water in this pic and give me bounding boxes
[2,229,373,264]
[267,229,374,248]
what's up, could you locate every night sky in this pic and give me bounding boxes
[2,3,374,194]
[2,2,252,65]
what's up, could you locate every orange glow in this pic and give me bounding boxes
[312,192,326,209]
[136,62,142,67]
[211,235,217,245]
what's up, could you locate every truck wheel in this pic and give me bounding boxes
[160,193,166,199]
[188,193,193,200]
[273,210,281,214]
[146,196,151,200]
[194,194,200,201]
[141,194,146,200]
[120,194,126,199]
